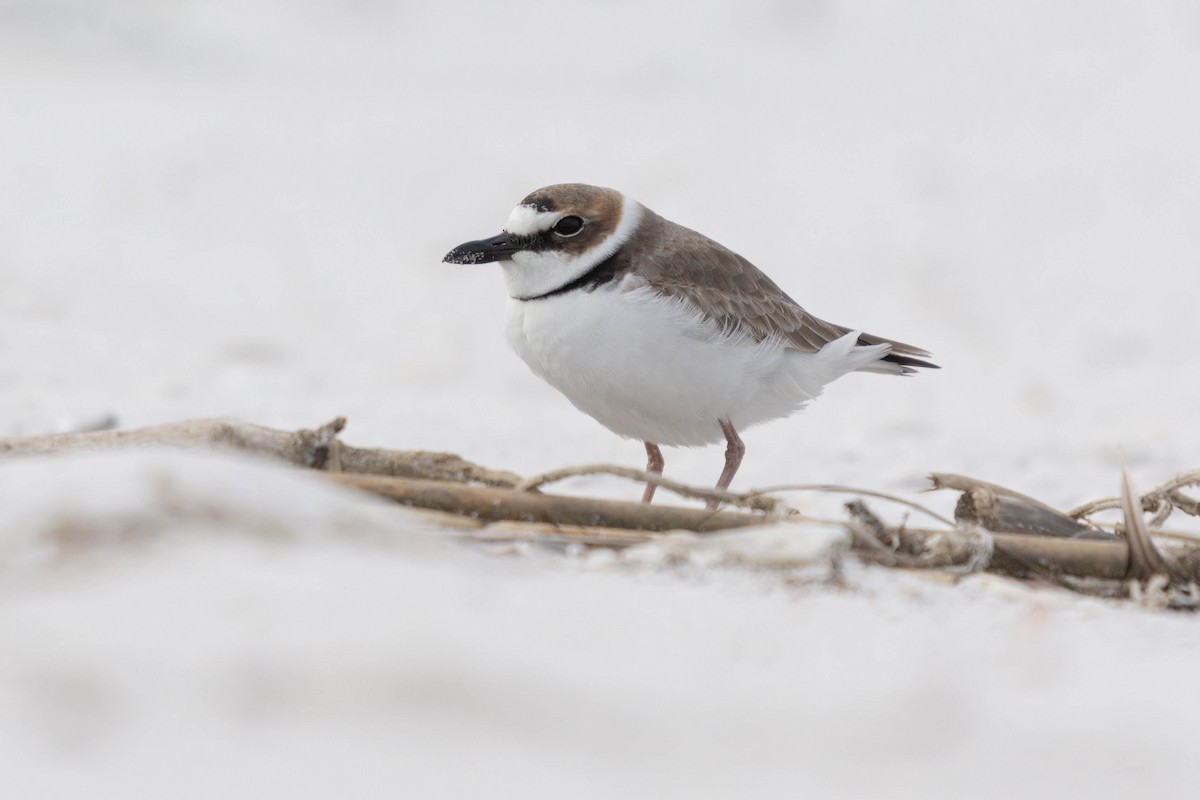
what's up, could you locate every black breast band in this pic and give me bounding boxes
[516,252,620,302]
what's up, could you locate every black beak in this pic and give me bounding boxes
[443,232,522,265]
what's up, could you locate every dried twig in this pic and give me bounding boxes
[754,483,954,527]
[516,467,952,528]
[516,464,786,515]
[842,502,922,568]
[1069,470,1200,527]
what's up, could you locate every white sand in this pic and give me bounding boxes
[3,2,1199,797]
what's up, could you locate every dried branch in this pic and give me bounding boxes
[9,414,1200,608]
[0,417,520,488]
[988,531,1131,580]
[922,470,1200,591]
[329,474,766,533]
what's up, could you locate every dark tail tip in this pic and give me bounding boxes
[883,352,940,370]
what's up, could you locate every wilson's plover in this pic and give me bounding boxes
[444,183,936,505]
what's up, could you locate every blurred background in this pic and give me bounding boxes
[3,3,1200,798]
[3,0,1199,504]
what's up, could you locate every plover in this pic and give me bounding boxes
[444,183,936,505]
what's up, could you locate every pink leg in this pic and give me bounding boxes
[642,442,664,503]
[709,420,745,510]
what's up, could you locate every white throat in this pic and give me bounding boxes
[499,195,644,300]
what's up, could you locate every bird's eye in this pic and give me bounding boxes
[552,215,584,237]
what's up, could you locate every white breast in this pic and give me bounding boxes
[505,279,885,447]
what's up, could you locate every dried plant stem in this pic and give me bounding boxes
[929,473,1105,539]
[987,531,1131,580]
[928,472,1067,516]
[753,483,955,527]
[515,464,784,515]
[329,474,766,533]
[1069,470,1200,524]
[1119,467,1187,582]
[1083,523,1200,546]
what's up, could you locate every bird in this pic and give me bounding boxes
[444,183,936,507]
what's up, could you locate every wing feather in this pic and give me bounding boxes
[632,209,935,368]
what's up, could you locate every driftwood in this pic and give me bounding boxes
[334,471,1200,598]
[0,417,520,488]
[845,496,1130,579]
[927,470,1198,581]
[330,470,1200,605]
[5,416,1200,608]
[329,474,762,533]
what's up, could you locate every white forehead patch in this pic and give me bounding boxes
[504,204,559,236]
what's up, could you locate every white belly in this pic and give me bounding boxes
[505,281,875,447]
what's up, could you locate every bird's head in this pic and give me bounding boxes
[443,183,643,299]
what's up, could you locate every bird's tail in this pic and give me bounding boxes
[852,331,939,375]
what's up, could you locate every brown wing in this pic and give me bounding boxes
[634,209,936,367]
